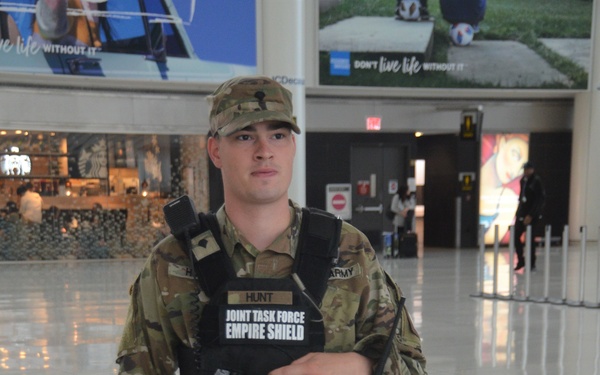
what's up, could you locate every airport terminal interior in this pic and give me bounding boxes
[2,235,600,374]
[1,0,600,374]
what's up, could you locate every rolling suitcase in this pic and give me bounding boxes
[396,232,418,258]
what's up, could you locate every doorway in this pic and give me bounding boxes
[350,144,408,250]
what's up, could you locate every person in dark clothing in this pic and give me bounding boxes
[513,161,545,271]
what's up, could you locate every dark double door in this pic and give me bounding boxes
[350,144,408,249]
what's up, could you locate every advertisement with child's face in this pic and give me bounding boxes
[479,133,529,245]
[0,0,256,82]
[319,0,593,89]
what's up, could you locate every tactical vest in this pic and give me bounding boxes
[177,207,341,375]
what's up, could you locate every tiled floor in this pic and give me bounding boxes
[1,243,599,375]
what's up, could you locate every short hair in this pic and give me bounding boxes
[16,185,27,196]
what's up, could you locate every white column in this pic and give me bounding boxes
[258,0,307,206]
[569,0,600,241]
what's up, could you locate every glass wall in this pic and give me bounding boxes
[0,130,209,260]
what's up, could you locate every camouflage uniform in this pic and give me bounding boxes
[117,201,426,374]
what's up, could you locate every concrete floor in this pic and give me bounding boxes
[1,243,599,374]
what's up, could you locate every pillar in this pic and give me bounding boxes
[570,0,600,241]
[258,0,307,205]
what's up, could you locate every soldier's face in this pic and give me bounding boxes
[208,121,296,206]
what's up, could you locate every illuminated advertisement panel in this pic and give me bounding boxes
[319,0,592,89]
[0,0,256,82]
[479,133,529,245]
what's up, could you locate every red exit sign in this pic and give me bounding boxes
[366,116,381,131]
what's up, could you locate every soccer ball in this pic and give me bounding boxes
[449,23,474,46]
[398,0,420,20]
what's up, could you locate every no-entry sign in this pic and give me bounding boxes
[332,193,346,210]
[326,184,352,220]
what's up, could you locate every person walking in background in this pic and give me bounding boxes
[17,182,43,259]
[391,184,416,235]
[18,182,43,225]
[513,161,545,271]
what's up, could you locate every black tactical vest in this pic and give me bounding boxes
[175,207,341,375]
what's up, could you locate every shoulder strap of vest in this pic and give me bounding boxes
[293,207,341,306]
[191,212,236,297]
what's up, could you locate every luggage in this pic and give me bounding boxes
[396,232,418,258]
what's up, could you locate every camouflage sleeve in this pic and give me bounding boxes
[378,272,427,374]
[342,225,427,375]
[116,237,196,375]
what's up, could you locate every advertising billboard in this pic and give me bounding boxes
[0,0,256,82]
[479,133,529,245]
[319,0,593,89]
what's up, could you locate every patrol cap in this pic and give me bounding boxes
[523,161,535,169]
[207,75,300,137]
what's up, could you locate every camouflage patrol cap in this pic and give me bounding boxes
[207,75,300,136]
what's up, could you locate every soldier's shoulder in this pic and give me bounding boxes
[151,234,189,265]
[338,221,375,258]
[340,220,369,240]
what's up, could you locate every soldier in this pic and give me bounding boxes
[116,76,426,374]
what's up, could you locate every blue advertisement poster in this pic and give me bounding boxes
[319,0,593,89]
[0,0,256,82]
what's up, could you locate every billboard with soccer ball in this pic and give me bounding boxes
[319,0,593,89]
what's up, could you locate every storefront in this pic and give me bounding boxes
[0,130,209,260]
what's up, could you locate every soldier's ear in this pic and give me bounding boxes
[207,137,222,169]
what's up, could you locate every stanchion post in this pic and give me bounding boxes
[523,225,532,301]
[508,225,515,299]
[543,225,551,301]
[471,224,486,298]
[479,224,486,297]
[499,225,515,301]
[587,226,600,308]
[493,225,499,297]
[579,226,587,305]
[550,225,569,305]
[596,226,600,307]
[533,224,553,304]
[568,226,587,306]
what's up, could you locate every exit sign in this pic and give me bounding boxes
[366,116,381,131]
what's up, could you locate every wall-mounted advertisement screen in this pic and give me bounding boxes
[319,0,593,90]
[479,133,529,245]
[0,0,256,82]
